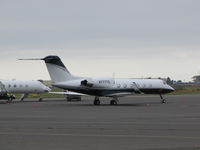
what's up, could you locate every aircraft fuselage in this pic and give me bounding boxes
[53,78,174,97]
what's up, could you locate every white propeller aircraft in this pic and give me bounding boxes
[0,79,51,102]
[20,55,174,105]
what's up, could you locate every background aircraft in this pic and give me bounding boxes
[20,55,174,105]
[0,79,50,102]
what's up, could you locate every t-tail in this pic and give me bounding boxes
[43,55,77,83]
[19,55,77,83]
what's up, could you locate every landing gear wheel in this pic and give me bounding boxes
[38,98,43,102]
[8,98,13,104]
[160,94,167,104]
[161,99,166,104]
[8,94,15,104]
[94,100,100,105]
[110,100,117,105]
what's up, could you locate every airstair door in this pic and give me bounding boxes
[0,81,7,94]
[132,82,142,94]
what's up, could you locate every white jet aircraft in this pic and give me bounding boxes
[20,55,174,105]
[0,79,51,102]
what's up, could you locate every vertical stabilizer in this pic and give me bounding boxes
[43,55,75,83]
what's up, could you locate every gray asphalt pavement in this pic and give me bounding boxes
[0,95,200,150]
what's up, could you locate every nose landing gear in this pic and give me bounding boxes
[160,94,167,104]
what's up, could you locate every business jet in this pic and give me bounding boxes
[20,55,174,105]
[0,79,51,102]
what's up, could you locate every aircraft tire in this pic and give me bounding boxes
[161,99,166,104]
[94,100,100,105]
[7,98,13,104]
[110,100,117,105]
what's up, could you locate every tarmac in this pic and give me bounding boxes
[0,95,200,150]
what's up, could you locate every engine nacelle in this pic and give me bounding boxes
[80,80,93,87]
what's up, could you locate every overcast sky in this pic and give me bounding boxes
[0,0,200,81]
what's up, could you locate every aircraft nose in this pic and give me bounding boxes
[168,85,174,92]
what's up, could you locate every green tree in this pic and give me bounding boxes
[192,75,200,83]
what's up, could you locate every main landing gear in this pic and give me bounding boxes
[160,94,167,104]
[8,94,15,103]
[93,97,119,105]
[20,93,28,102]
[110,97,118,105]
[94,97,100,105]
[38,97,43,102]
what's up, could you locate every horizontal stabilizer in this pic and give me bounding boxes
[19,55,77,83]
[18,58,44,60]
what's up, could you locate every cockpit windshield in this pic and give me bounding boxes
[162,80,167,85]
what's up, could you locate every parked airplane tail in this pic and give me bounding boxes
[43,55,76,83]
[19,55,77,83]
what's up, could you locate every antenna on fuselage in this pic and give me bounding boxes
[112,72,116,84]
[112,73,115,79]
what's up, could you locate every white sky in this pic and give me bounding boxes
[0,0,200,81]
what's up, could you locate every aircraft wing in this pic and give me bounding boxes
[49,91,86,96]
[104,92,135,97]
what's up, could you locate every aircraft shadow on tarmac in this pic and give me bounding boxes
[0,99,68,104]
[0,101,8,104]
[74,102,165,107]
[0,99,175,107]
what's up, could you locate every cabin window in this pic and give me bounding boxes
[14,85,17,88]
[8,85,11,88]
[25,85,29,88]
[20,85,23,88]
[123,84,127,88]
[130,84,134,88]
[117,84,121,88]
